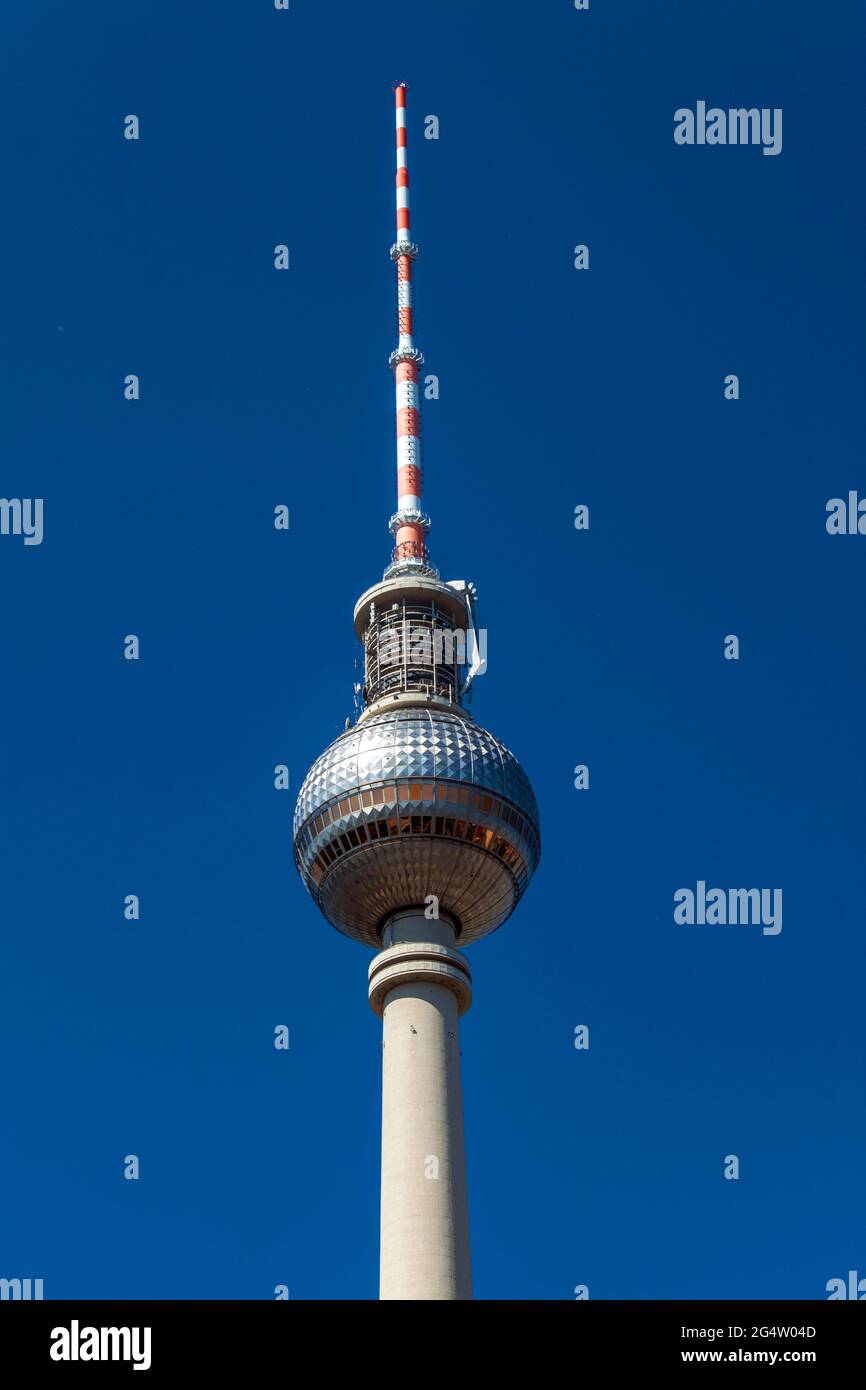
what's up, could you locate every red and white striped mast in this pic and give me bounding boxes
[386,82,435,577]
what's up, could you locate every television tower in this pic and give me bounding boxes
[293,84,541,1301]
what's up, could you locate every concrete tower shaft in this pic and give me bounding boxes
[369,912,472,1300]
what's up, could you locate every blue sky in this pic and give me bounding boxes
[1,0,863,1300]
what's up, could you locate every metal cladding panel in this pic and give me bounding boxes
[293,708,541,947]
[318,839,519,948]
[293,709,539,834]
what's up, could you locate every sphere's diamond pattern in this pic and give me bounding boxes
[294,709,538,834]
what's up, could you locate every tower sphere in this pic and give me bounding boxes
[294,704,540,948]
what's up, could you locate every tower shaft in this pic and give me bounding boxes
[369,912,472,1300]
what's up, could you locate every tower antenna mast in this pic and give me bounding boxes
[387,82,434,577]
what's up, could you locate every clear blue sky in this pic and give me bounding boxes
[1,0,863,1300]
